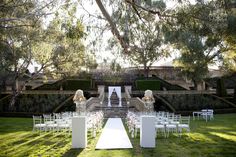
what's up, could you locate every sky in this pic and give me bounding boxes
[29,0,219,72]
[76,0,184,68]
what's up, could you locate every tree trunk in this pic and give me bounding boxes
[9,76,19,111]
[193,80,198,90]
[95,0,129,53]
[143,64,149,78]
[9,86,18,111]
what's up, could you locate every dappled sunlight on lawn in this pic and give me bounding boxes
[209,132,236,142]
[228,131,236,136]
[1,114,236,157]
[188,132,216,143]
[205,126,232,130]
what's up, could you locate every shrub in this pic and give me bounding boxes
[135,80,161,90]
[62,79,91,90]
[216,78,227,97]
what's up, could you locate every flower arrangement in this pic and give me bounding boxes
[142,96,154,102]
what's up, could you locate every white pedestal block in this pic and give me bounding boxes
[140,116,156,148]
[72,116,87,148]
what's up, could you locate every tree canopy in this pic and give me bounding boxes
[91,0,236,84]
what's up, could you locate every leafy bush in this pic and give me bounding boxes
[161,94,232,111]
[35,79,92,90]
[35,83,60,90]
[0,94,69,113]
[135,80,161,90]
[216,78,227,97]
[62,79,91,90]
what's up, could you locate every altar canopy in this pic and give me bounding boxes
[108,86,122,107]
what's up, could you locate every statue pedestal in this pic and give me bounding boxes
[75,101,86,115]
[144,101,154,112]
[140,116,156,148]
[72,116,87,148]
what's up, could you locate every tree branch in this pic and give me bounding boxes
[95,0,130,53]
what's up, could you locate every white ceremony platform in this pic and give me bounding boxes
[96,118,133,149]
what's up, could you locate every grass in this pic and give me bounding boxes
[0,114,236,157]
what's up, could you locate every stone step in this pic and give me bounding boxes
[95,106,129,118]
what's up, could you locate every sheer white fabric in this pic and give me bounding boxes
[108,86,122,107]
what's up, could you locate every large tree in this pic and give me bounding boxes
[0,0,92,110]
[33,18,87,78]
[95,0,171,77]
[93,0,236,74]
[162,0,235,89]
[0,0,50,110]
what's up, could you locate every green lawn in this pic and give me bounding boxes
[0,114,236,157]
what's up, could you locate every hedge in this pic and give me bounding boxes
[135,80,161,90]
[216,78,227,97]
[161,94,233,111]
[0,94,68,113]
[35,83,60,90]
[62,79,91,90]
[35,79,92,90]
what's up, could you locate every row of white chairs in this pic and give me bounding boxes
[33,111,104,137]
[126,111,190,138]
[193,109,214,122]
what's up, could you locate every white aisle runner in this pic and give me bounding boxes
[96,118,133,149]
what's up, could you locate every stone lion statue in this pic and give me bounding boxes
[142,90,155,112]
[73,89,87,115]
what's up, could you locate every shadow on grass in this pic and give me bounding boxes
[62,148,83,157]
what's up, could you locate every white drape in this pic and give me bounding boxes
[108,86,122,107]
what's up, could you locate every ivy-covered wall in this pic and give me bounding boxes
[161,94,233,111]
[0,94,69,113]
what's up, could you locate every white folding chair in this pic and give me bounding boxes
[43,114,57,132]
[155,119,166,138]
[33,116,46,133]
[178,116,190,137]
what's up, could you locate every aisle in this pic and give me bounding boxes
[95,118,133,149]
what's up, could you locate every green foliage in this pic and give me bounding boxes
[162,94,232,111]
[110,60,122,73]
[162,1,231,87]
[0,95,11,112]
[107,0,169,77]
[62,79,91,90]
[0,0,91,110]
[33,18,87,77]
[35,83,60,90]
[136,80,161,90]
[0,94,68,113]
[216,78,227,97]
[36,79,92,90]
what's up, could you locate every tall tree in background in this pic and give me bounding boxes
[93,0,236,80]
[163,0,234,89]
[95,0,170,77]
[222,4,236,72]
[0,0,93,110]
[33,18,86,78]
[0,0,52,110]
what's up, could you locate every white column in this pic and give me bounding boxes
[72,116,87,148]
[140,116,156,148]
[97,85,105,93]
[108,87,113,107]
[118,98,122,107]
[124,86,132,93]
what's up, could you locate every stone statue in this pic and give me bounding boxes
[73,89,87,115]
[142,90,155,112]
